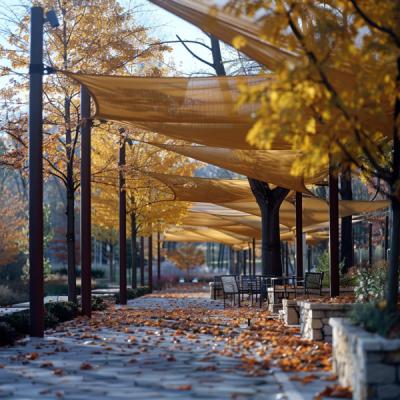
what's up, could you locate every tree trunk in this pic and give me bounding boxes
[340,169,353,273]
[148,235,153,292]
[249,178,289,276]
[62,15,76,303]
[387,195,400,310]
[211,36,226,76]
[385,55,400,312]
[109,243,114,282]
[157,232,161,290]
[130,213,137,289]
[66,182,77,302]
[140,236,145,286]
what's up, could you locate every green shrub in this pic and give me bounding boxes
[114,287,150,303]
[45,301,78,322]
[315,250,348,287]
[91,296,107,311]
[2,310,30,334]
[0,285,22,306]
[0,322,18,346]
[55,268,105,279]
[349,303,400,337]
[44,311,59,328]
[1,301,79,338]
[354,261,388,302]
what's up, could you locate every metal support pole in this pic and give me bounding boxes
[148,234,153,292]
[384,215,389,261]
[248,245,252,275]
[329,166,340,297]
[118,139,127,305]
[295,192,303,279]
[252,238,256,274]
[285,242,289,275]
[243,249,247,275]
[80,86,92,317]
[368,222,373,267]
[157,232,161,290]
[140,236,145,286]
[29,6,44,338]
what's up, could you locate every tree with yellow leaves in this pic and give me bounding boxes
[164,245,205,280]
[226,0,399,310]
[0,0,170,301]
[0,187,26,268]
[91,127,196,287]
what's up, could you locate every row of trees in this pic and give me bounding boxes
[0,0,195,300]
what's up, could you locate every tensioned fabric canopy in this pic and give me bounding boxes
[153,144,327,192]
[149,0,301,73]
[150,173,389,229]
[146,1,360,89]
[165,226,249,246]
[181,212,262,239]
[221,198,389,229]
[147,0,392,135]
[66,71,390,145]
[65,71,273,150]
[150,173,253,203]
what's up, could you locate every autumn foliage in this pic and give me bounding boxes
[164,245,205,279]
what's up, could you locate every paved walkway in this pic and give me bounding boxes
[0,289,344,399]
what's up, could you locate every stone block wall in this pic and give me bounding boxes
[282,299,300,325]
[209,282,223,300]
[330,318,400,400]
[299,301,352,342]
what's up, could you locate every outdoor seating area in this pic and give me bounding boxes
[213,272,324,309]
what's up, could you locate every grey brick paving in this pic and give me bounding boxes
[0,291,342,399]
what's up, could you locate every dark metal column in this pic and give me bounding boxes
[80,86,92,317]
[384,215,389,260]
[29,6,44,338]
[118,139,127,305]
[252,238,256,275]
[140,236,145,286]
[148,234,153,292]
[329,167,340,297]
[157,232,161,290]
[295,192,303,279]
[285,242,289,276]
[368,222,373,267]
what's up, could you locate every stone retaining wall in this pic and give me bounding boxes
[209,282,223,300]
[330,318,400,400]
[299,301,352,342]
[282,299,300,325]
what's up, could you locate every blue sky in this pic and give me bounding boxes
[127,0,216,75]
[0,0,216,76]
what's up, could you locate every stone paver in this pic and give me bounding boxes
[0,291,341,399]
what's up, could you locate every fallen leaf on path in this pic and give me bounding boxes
[176,384,192,391]
[80,362,93,370]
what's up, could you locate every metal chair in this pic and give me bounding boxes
[212,276,223,300]
[221,275,241,308]
[303,272,324,296]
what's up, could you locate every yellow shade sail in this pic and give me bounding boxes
[165,225,248,245]
[222,197,388,229]
[64,70,391,147]
[149,173,389,230]
[65,71,261,124]
[154,144,327,192]
[149,0,300,72]
[150,172,253,203]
